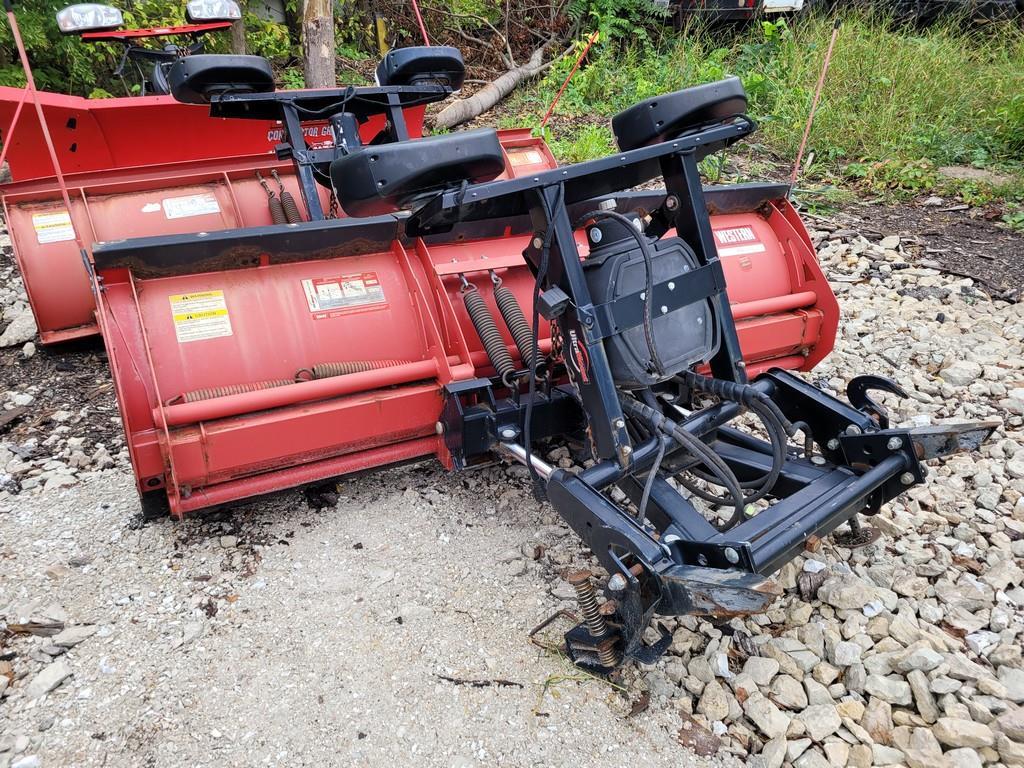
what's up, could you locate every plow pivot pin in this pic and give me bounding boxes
[607,573,627,592]
[724,547,740,564]
[900,472,915,486]
[887,437,903,450]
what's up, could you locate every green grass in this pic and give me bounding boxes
[508,11,1024,205]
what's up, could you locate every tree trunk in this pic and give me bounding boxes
[302,0,336,88]
[433,47,547,130]
[229,1,247,55]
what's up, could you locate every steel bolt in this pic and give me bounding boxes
[661,305,669,315]
[886,437,903,451]
[724,547,740,564]
[499,426,518,441]
[621,445,632,456]
[607,573,628,592]
[900,472,915,486]
[590,227,604,243]
[697,554,708,566]
[827,438,840,451]
[435,422,444,435]
[811,455,827,465]
[532,236,544,249]
[845,424,863,436]
[598,198,617,211]
[665,195,680,211]
[614,418,626,429]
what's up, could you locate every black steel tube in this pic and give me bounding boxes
[579,437,662,489]
[741,453,907,574]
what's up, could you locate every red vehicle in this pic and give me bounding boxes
[0,26,993,672]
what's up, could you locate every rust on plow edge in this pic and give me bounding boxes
[665,565,783,619]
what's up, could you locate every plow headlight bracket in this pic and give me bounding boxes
[185,0,242,22]
[56,3,123,34]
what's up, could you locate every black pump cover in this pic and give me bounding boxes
[375,46,465,89]
[331,129,504,217]
[168,54,275,104]
[612,76,747,151]
[583,232,718,388]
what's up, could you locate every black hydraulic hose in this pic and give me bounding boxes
[683,398,785,504]
[677,369,799,502]
[620,395,745,530]
[574,209,665,378]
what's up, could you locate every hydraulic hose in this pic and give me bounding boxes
[677,370,793,504]
[621,395,745,530]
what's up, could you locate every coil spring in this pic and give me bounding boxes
[491,276,536,370]
[297,359,411,380]
[273,170,303,224]
[268,195,287,225]
[280,190,303,224]
[168,378,295,405]
[462,282,516,386]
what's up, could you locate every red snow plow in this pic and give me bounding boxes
[0,40,995,670]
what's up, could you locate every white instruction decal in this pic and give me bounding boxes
[162,193,221,220]
[32,211,75,244]
[302,273,386,320]
[169,290,233,343]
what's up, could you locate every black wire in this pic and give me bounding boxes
[524,184,564,501]
[573,210,665,378]
[638,433,667,522]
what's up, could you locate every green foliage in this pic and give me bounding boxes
[844,158,938,194]
[544,123,616,163]
[515,9,1024,200]
[1002,207,1024,231]
[567,0,669,46]
[0,0,294,98]
[280,66,305,90]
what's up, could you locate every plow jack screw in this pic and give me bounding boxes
[566,570,619,667]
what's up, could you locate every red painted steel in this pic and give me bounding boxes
[0,126,550,344]
[0,90,838,517]
[90,188,837,517]
[0,87,426,181]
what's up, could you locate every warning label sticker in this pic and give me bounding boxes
[169,290,233,343]
[32,211,75,244]
[507,149,545,167]
[714,226,766,258]
[301,273,386,320]
[162,193,221,220]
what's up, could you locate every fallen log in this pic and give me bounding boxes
[433,46,547,130]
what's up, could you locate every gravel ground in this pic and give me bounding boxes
[1,214,1023,768]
